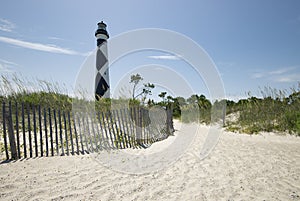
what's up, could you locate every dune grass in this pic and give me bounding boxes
[225,84,300,135]
[0,74,299,135]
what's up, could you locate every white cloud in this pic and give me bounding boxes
[0,18,15,32]
[269,66,296,75]
[274,74,300,83]
[0,63,12,73]
[251,72,264,79]
[48,36,65,41]
[252,66,299,81]
[0,58,18,67]
[148,55,182,60]
[0,58,18,73]
[0,36,86,56]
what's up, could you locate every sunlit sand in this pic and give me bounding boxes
[0,121,299,200]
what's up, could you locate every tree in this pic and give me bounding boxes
[158,92,167,104]
[140,83,155,103]
[130,74,155,104]
[187,94,199,104]
[166,95,173,102]
[130,74,143,99]
[198,95,212,110]
[176,96,186,106]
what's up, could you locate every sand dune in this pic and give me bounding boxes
[0,121,300,200]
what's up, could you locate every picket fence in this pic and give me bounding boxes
[0,101,174,161]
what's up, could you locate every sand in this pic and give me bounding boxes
[0,121,300,201]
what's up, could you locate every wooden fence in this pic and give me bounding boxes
[0,101,174,161]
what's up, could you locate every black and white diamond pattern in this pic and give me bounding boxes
[96,49,107,71]
[95,42,109,99]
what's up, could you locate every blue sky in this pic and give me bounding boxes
[0,0,299,101]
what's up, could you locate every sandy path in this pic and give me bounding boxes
[0,122,300,201]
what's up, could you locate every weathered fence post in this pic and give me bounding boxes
[136,106,142,146]
[38,105,44,156]
[49,108,54,156]
[166,106,174,135]
[21,102,27,158]
[58,110,64,156]
[120,108,131,148]
[72,112,80,154]
[44,108,49,157]
[15,102,21,159]
[100,111,110,149]
[63,111,69,155]
[2,102,9,160]
[7,101,17,160]
[105,111,115,148]
[76,113,85,154]
[222,104,226,127]
[33,106,38,157]
[67,112,74,155]
[27,104,32,157]
[53,109,59,156]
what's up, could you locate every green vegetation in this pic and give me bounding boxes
[225,86,300,135]
[153,85,300,136]
[130,73,155,104]
[1,74,299,136]
[0,74,72,111]
[169,94,213,124]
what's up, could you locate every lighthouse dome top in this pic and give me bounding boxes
[95,21,109,38]
[97,21,107,29]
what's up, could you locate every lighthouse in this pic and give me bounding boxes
[95,21,110,100]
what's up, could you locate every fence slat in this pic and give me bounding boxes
[113,110,121,149]
[95,112,103,150]
[94,112,101,151]
[53,110,59,156]
[128,108,135,147]
[85,114,94,153]
[111,110,121,149]
[15,102,21,159]
[80,115,88,153]
[90,113,98,152]
[48,108,54,156]
[76,114,85,154]
[63,112,69,156]
[21,102,26,158]
[33,106,38,157]
[101,111,110,149]
[2,102,9,160]
[129,107,136,148]
[105,112,115,148]
[38,105,43,157]
[121,109,130,148]
[89,115,95,152]
[44,108,48,157]
[133,107,141,146]
[27,104,32,158]
[121,108,131,148]
[58,110,64,156]
[73,113,80,154]
[7,101,17,159]
[67,112,74,155]
[115,110,125,149]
